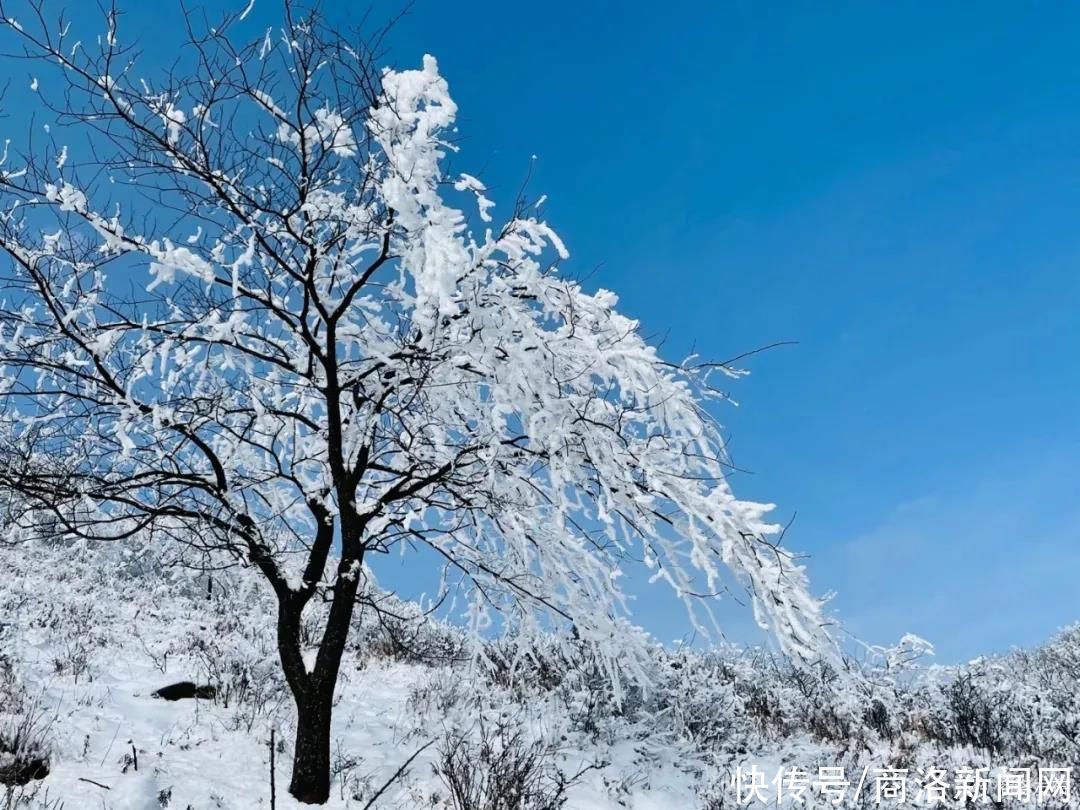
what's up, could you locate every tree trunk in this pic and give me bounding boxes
[288,688,334,804]
[279,545,365,804]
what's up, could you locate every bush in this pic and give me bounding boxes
[0,663,51,790]
[352,592,467,667]
[434,714,585,810]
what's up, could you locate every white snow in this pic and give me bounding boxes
[0,539,1077,809]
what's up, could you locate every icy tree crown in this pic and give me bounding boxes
[0,10,834,689]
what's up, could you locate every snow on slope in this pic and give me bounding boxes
[1,536,1078,809]
[0,538,702,809]
[3,626,700,809]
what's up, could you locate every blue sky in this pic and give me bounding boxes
[12,1,1079,662]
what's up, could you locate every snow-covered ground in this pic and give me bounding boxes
[0,539,704,809]
[1,538,1078,809]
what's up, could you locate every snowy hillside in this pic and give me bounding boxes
[1,537,1077,809]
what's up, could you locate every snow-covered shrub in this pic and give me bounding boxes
[186,615,287,733]
[479,627,663,748]
[0,543,113,686]
[433,713,587,810]
[877,634,1078,770]
[650,648,747,750]
[0,717,49,789]
[0,785,64,810]
[0,661,51,791]
[350,589,467,668]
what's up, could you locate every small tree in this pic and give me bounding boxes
[0,2,833,802]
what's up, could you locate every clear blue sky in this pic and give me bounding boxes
[13,1,1080,663]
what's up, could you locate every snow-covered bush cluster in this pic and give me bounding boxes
[0,654,52,800]
[0,535,1076,808]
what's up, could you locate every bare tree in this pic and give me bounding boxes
[0,2,833,802]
